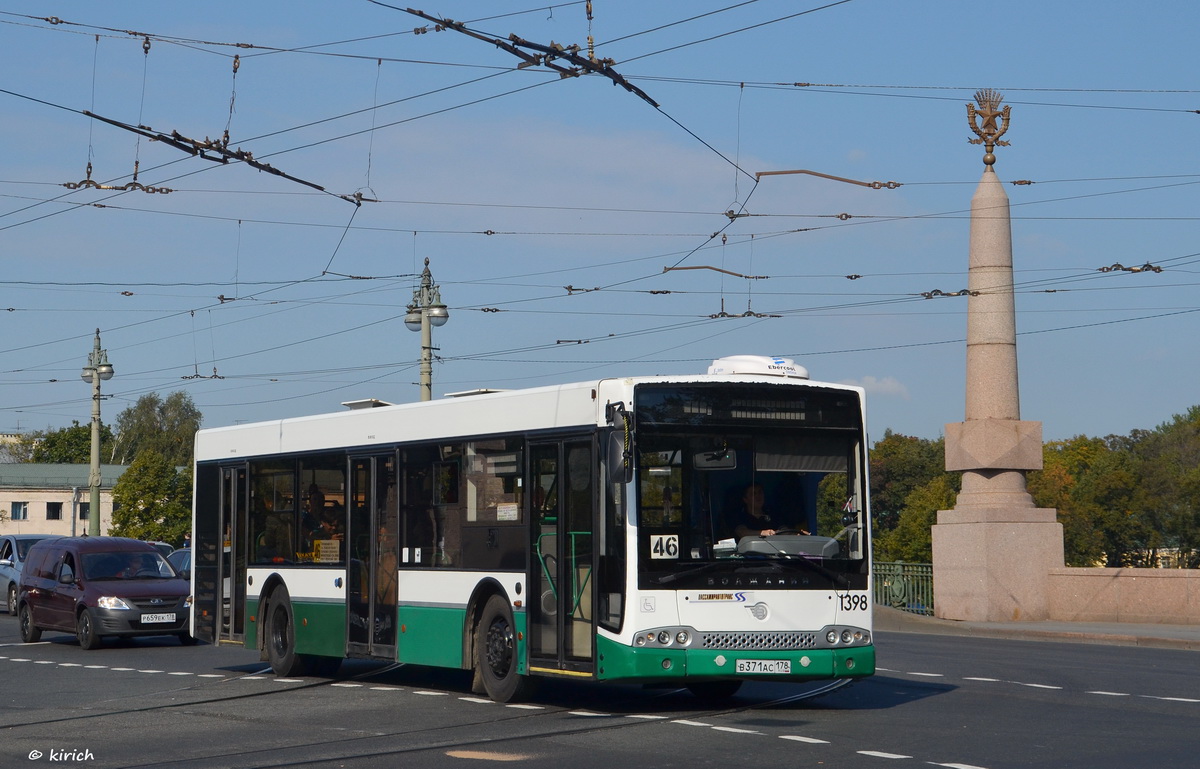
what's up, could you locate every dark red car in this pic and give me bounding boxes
[17,536,193,649]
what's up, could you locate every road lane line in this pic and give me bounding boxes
[857,750,912,759]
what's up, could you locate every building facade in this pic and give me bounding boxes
[0,464,128,537]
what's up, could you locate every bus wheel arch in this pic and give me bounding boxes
[263,583,312,677]
[464,579,507,692]
[255,574,288,661]
[473,592,533,703]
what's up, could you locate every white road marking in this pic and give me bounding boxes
[779,736,830,744]
[672,719,712,727]
[505,704,543,710]
[711,726,761,735]
[909,672,944,677]
[858,750,912,759]
[931,763,990,768]
[627,714,668,720]
[414,690,448,696]
[460,696,493,704]
[330,683,362,688]
[1017,683,1062,690]
[569,711,611,717]
[962,677,1000,682]
[1087,691,1129,696]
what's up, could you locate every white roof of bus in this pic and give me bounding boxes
[193,371,863,462]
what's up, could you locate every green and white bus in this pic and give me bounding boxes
[189,355,874,701]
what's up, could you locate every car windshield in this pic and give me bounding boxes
[16,538,48,558]
[81,551,178,580]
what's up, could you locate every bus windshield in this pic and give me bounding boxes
[633,383,869,590]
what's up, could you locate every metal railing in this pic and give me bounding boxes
[873,561,934,616]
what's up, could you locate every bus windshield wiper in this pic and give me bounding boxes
[745,551,850,588]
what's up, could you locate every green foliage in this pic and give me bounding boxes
[874,474,959,562]
[110,450,192,545]
[110,391,202,467]
[869,430,946,533]
[25,421,116,464]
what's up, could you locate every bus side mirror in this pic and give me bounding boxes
[605,403,634,485]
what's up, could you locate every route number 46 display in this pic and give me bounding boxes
[650,534,679,559]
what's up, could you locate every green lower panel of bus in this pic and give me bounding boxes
[595,635,874,682]
[396,604,471,669]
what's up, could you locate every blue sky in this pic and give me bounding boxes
[1,1,1197,443]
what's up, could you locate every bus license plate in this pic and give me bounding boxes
[736,659,790,674]
[141,613,176,624]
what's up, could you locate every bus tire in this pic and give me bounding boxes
[265,588,311,677]
[475,594,531,703]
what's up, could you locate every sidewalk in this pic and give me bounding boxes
[874,605,1200,651]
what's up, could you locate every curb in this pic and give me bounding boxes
[873,605,1200,652]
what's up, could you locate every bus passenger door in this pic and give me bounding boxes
[217,465,246,644]
[347,454,399,659]
[528,439,595,673]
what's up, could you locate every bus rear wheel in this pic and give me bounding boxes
[475,594,531,703]
[265,588,311,677]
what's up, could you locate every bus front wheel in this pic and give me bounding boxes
[265,588,311,677]
[475,594,531,703]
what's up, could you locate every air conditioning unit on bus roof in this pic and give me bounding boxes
[707,355,809,379]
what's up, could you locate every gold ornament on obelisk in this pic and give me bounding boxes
[967,88,1011,166]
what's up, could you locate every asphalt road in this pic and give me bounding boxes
[0,613,1196,769]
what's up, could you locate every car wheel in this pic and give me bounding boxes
[475,594,532,703]
[265,587,311,677]
[77,608,102,650]
[6,584,16,615]
[18,603,41,643]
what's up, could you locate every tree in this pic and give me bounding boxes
[109,450,192,545]
[869,430,947,533]
[875,474,960,562]
[110,392,202,467]
[1127,406,1200,567]
[15,421,116,464]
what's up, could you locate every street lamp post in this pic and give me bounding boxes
[80,329,113,537]
[404,258,449,401]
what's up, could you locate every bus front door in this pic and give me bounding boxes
[346,454,399,659]
[528,439,595,675]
